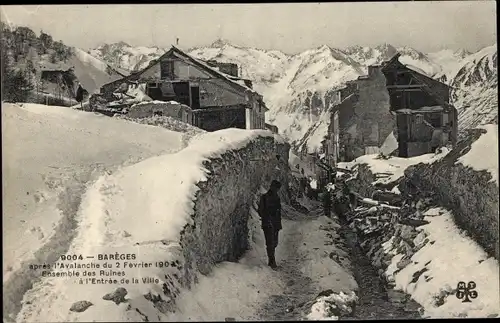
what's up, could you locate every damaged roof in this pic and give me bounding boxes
[107,46,261,98]
[381,53,453,109]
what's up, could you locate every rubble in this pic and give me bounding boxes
[69,300,93,313]
[342,183,442,315]
[102,287,128,305]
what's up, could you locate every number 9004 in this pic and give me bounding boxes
[60,254,84,261]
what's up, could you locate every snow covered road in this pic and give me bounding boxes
[161,198,358,321]
[2,103,185,321]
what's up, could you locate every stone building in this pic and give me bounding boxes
[100,46,267,132]
[322,65,396,163]
[381,53,458,157]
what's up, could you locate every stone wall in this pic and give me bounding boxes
[180,136,291,276]
[356,68,395,148]
[338,68,396,162]
[130,135,291,318]
[127,101,193,124]
[400,128,499,259]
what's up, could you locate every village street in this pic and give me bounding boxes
[255,201,421,321]
[161,195,423,321]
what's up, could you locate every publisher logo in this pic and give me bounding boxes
[456,281,478,303]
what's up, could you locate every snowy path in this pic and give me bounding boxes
[256,213,321,320]
[165,201,358,321]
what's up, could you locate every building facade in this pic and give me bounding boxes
[381,53,458,157]
[322,65,396,164]
[100,46,267,132]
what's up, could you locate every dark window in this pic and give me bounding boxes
[146,83,163,101]
[160,60,175,79]
[190,86,200,109]
[172,82,190,106]
[426,113,442,128]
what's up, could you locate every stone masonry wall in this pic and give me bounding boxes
[180,136,291,276]
[339,68,396,161]
[400,128,499,259]
[134,135,291,319]
[356,68,396,149]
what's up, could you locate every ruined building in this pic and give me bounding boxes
[100,46,267,131]
[322,65,396,164]
[381,54,458,157]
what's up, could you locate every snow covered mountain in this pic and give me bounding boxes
[89,41,165,72]
[189,39,289,87]
[429,48,473,84]
[90,40,497,151]
[450,45,497,131]
[344,44,442,77]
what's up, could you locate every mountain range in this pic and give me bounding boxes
[89,40,497,151]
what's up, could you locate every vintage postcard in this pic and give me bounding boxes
[1,2,498,322]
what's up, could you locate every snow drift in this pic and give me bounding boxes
[14,128,291,322]
[386,207,500,318]
[402,124,499,259]
[2,103,186,322]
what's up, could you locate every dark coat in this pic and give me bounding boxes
[258,191,282,230]
[322,190,332,208]
[75,84,86,102]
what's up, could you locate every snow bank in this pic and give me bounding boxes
[401,127,498,258]
[386,208,500,318]
[307,291,358,320]
[339,149,450,185]
[16,128,289,322]
[2,103,185,321]
[456,124,498,186]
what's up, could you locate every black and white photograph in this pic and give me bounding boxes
[1,2,498,322]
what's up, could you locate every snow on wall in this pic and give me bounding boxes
[386,207,500,318]
[456,124,498,186]
[338,149,450,186]
[16,128,290,322]
[401,127,499,258]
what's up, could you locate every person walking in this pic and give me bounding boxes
[322,183,334,218]
[258,180,283,269]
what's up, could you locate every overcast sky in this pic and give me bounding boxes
[0,2,496,54]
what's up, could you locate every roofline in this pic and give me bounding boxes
[169,45,258,95]
[102,45,258,97]
[380,52,451,106]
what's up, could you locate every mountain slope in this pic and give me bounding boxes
[345,44,442,77]
[450,45,498,131]
[89,41,166,72]
[428,49,473,84]
[1,24,125,98]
